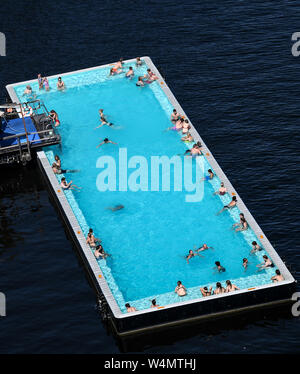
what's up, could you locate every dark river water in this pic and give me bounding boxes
[0,0,300,354]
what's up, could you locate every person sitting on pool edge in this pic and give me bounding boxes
[97,138,117,148]
[175,281,187,297]
[136,57,143,67]
[217,196,237,215]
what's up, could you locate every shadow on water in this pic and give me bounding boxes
[109,303,295,353]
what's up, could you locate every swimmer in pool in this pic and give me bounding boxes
[106,204,124,211]
[125,67,134,79]
[232,213,248,232]
[23,85,32,95]
[86,228,101,248]
[125,303,137,312]
[214,282,225,295]
[214,261,226,273]
[57,76,66,90]
[200,286,213,297]
[213,182,227,196]
[60,177,81,191]
[271,269,284,282]
[201,169,214,181]
[170,109,181,123]
[225,280,239,292]
[186,249,198,263]
[184,143,203,156]
[95,117,114,128]
[97,138,117,147]
[242,258,249,271]
[136,57,143,67]
[175,281,187,297]
[150,299,160,308]
[257,255,274,271]
[94,244,110,259]
[216,196,237,215]
[144,68,158,82]
[195,243,214,253]
[136,76,145,87]
[181,132,194,143]
[250,241,261,254]
[49,110,60,127]
[38,74,43,89]
[43,77,50,91]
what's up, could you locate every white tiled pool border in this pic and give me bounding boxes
[6,57,295,322]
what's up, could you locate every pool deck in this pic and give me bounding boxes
[6,57,296,336]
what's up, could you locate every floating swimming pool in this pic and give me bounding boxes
[7,57,296,334]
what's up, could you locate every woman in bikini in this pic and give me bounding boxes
[43,77,50,91]
[86,228,101,248]
[233,213,248,232]
[214,282,226,295]
[225,280,239,292]
[49,110,60,127]
[201,169,214,181]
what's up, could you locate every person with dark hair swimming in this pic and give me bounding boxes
[97,138,117,147]
[214,261,226,273]
[213,182,227,196]
[250,241,261,254]
[150,299,160,308]
[106,204,124,211]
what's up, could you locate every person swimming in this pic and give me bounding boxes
[214,261,226,273]
[195,243,214,253]
[97,138,117,147]
[106,204,124,211]
[232,213,248,232]
[242,258,248,271]
[214,282,225,295]
[125,303,137,312]
[150,299,160,308]
[186,249,197,263]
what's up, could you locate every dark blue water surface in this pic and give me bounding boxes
[1,0,300,354]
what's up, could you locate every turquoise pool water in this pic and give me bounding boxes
[13,60,275,312]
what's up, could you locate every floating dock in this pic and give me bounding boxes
[6,57,296,336]
[0,100,61,165]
